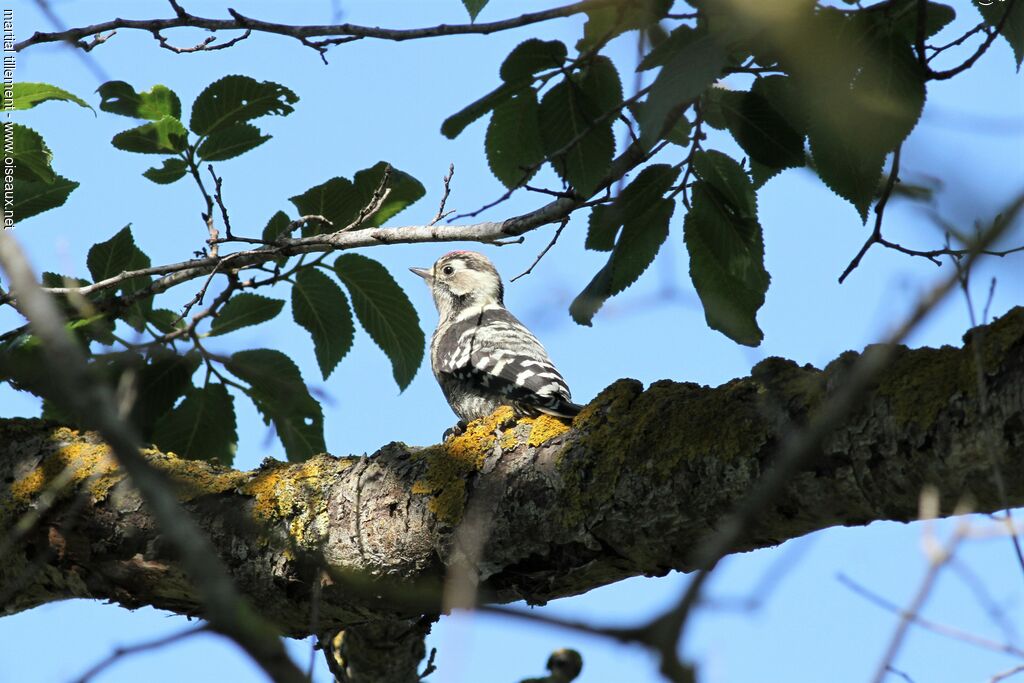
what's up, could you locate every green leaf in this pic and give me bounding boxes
[582,55,623,112]
[975,0,1024,67]
[12,82,93,111]
[86,225,153,330]
[129,351,201,440]
[569,262,613,326]
[87,225,151,282]
[806,29,925,220]
[586,164,680,251]
[462,0,488,21]
[578,0,671,52]
[692,150,757,218]
[209,293,285,336]
[261,211,292,266]
[262,210,291,244]
[292,268,354,380]
[586,206,619,252]
[196,123,270,161]
[685,181,770,346]
[11,176,78,222]
[719,86,804,170]
[885,1,956,43]
[98,81,181,120]
[227,349,325,461]
[571,199,674,325]
[189,75,298,136]
[441,81,522,139]
[638,30,726,149]
[111,116,188,154]
[148,308,186,334]
[143,158,188,184]
[486,90,545,188]
[152,383,237,465]
[638,25,698,71]
[352,162,426,226]
[290,162,425,236]
[500,39,567,82]
[11,124,54,183]
[333,254,424,390]
[628,101,691,146]
[539,78,615,197]
[40,272,116,346]
[751,75,808,137]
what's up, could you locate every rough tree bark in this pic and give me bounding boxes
[2,307,1022,681]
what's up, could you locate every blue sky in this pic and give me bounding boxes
[2,1,1023,682]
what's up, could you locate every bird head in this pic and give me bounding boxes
[411,250,504,320]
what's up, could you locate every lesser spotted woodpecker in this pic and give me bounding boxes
[411,251,581,432]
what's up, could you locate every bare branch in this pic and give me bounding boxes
[0,143,649,338]
[837,566,1024,662]
[927,0,1018,81]
[74,625,211,683]
[428,164,456,227]
[510,218,568,282]
[16,0,620,53]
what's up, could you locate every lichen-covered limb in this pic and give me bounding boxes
[1,307,1022,636]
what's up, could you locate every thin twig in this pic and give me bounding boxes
[428,164,456,226]
[151,28,251,53]
[992,664,1024,683]
[16,0,621,52]
[510,218,568,282]
[74,625,211,683]
[208,164,234,239]
[837,567,1024,664]
[927,0,1018,80]
[838,144,904,283]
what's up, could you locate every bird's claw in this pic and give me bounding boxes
[442,420,468,441]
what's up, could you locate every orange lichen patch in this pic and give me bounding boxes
[10,430,123,505]
[527,414,571,447]
[500,429,519,451]
[444,406,515,467]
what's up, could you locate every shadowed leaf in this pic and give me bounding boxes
[153,383,237,465]
[334,254,424,390]
[227,349,324,461]
[210,294,285,336]
[292,268,354,380]
[196,123,270,161]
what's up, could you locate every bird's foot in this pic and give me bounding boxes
[442,420,468,441]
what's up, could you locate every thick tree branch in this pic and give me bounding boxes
[3,307,1022,637]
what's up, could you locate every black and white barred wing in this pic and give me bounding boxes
[437,308,580,417]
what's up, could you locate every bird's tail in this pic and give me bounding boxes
[537,398,583,419]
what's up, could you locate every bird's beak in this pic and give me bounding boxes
[409,266,432,282]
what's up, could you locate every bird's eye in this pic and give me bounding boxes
[442,265,455,276]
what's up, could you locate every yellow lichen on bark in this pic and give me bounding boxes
[410,407,516,524]
[240,454,348,544]
[10,428,123,505]
[526,414,571,447]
